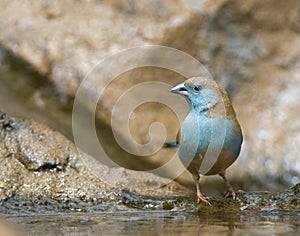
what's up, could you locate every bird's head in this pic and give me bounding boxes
[170,77,220,112]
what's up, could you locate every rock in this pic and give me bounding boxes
[0,111,76,171]
[0,0,300,191]
[0,0,192,97]
[0,111,188,208]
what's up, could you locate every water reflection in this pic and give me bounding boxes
[3,210,300,236]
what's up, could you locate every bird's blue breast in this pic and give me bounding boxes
[178,111,242,165]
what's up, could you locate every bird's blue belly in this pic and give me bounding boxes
[178,113,242,167]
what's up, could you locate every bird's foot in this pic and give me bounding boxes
[197,194,211,206]
[219,172,236,200]
[223,188,236,200]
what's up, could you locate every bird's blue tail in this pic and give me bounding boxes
[163,141,179,148]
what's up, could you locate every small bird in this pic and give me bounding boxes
[170,76,243,205]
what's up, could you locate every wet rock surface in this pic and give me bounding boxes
[1,184,300,215]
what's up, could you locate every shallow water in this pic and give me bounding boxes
[2,210,300,236]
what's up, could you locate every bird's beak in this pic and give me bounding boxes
[170,82,188,96]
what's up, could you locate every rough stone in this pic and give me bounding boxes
[0,111,188,206]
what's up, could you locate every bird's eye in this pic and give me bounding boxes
[193,85,202,92]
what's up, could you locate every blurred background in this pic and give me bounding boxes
[0,0,300,194]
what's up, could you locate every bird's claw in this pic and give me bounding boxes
[197,194,211,206]
[223,189,236,200]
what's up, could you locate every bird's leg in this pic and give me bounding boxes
[219,171,235,199]
[193,174,211,205]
